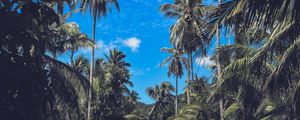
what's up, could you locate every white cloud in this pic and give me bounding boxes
[96,40,104,49]
[122,37,141,52]
[81,37,141,54]
[196,56,214,67]
[94,40,117,53]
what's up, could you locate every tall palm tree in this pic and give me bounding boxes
[160,0,210,104]
[207,0,227,119]
[104,48,133,90]
[146,82,175,119]
[215,0,224,118]
[160,47,188,115]
[92,48,133,119]
[80,1,120,119]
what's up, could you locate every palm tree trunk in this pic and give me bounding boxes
[187,52,192,104]
[191,52,194,84]
[175,75,178,115]
[148,102,158,120]
[216,0,224,117]
[70,50,74,66]
[190,52,194,104]
[220,98,224,120]
[216,25,224,120]
[87,13,97,120]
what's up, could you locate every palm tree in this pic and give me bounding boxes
[92,49,133,119]
[209,0,226,118]
[46,55,90,120]
[54,22,92,65]
[93,58,106,93]
[215,0,224,118]
[160,0,211,104]
[160,47,188,114]
[207,0,300,118]
[172,104,218,120]
[104,48,133,91]
[128,90,139,104]
[207,44,268,119]
[80,0,120,119]
[189,75,209,103]
[73,55,90,76]
[44,8,91,60]
[146,82,175,119]
[105,48,130,67]
[42,4,94,61]
[0,1,92,119]
[207,0,230,119]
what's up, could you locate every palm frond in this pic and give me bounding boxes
[44,55,90,119]
[265,37,300,97]
[80,0,120,19]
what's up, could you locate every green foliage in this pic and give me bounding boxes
[4,0,300,120]
[92,48,135,120]
[160,0,210,53]
[0,1,136,120]
[188,75,210,103]
[146,82,175,120]
[160,47,188,78]
[172,104,218,120]
[0,1,90,119]
[80,0,120,18]
[124,114,148,120]
[207,0,300,119]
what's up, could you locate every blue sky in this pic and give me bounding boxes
[62,0,227,104]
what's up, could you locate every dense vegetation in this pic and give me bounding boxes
[1,0,300,120]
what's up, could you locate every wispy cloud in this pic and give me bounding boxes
[195,56,214,67]
[130,67,152,76]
